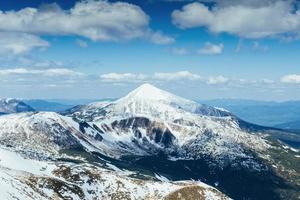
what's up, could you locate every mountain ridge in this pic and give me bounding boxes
[0,84,299,199]
[0,98,35,114]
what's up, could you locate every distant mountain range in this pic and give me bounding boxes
[23,99,115,112]
[0,98,35,114]
[3,96,300,131]
[23,99,75,112]
[201,99,300,130]
[275,120,300,131]
[0,84,299,199]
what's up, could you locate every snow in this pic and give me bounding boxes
[0,147,55,176]
[0,98,34,114]
[0,170,45,200]
[282,145,299,152]
[0,84,276,199]
[205,190,223,200]
[155,173,170,182]
[0,84,270,169]
[87,83,230,122]
[0,112,84,159]
[59,84,269,164]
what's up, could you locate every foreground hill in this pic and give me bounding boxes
[0,112,229,200]
[0,147,228,200]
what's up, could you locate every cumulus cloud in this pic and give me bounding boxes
[0,0,173,44]
[99,71,233,85]
[100,71,201,82]
[166,0,278,7]
[198,0,283,8]
[148,31,175,45]
[0,68,83,77]
[0,32,49,54]
[207,75,228,84]
[172,1,300,38]
[154,71,201,81]
[198,42,223,55]
[280,74,300,84]
[100,73,147,82]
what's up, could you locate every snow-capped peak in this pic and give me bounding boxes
[106,83,200,120]
[89,83,231,121]
[65,84,232,122]
[116,83,196,106]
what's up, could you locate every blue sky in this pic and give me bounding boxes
[0,0,300,101]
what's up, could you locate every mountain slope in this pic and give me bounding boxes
[0,111,109,159]
[0,147,229,200]
[0,111,230,200]
[1,84,299,199]
[65,84,268,164]
[63,83,300,199]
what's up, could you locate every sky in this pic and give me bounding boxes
[0,0,300,101]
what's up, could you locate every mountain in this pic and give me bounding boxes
[0,98,34,114]
[64,84,265,162]
[275,120,300,131]
[63,84,300,199]
[1,84,300,199]
[202,99,300,128]
[0,112,229,200]
[61,100,112,121]
[23,99,74,112]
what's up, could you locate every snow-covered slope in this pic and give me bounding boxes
[0,84,299,199]
[0,110,231,199]
[0,98,34,114]
[0,147,230,200]
[68,84,231,122]
[0,112,105,159]
[62,100,112,121]
[115,83,231,117]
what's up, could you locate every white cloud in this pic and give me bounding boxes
[0,0,173,44]
[198,42,223,55]
[207,75,228,84]
[0,32,49,54]
[172,1,300,38]
[148,31,175,45]
[0,68,83,77]
[197,0,282,8]
[154,71,201,81]
[280,74,300,84]
[100,73,147,82]
[76,39,88,48]
[100,71,201,82]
